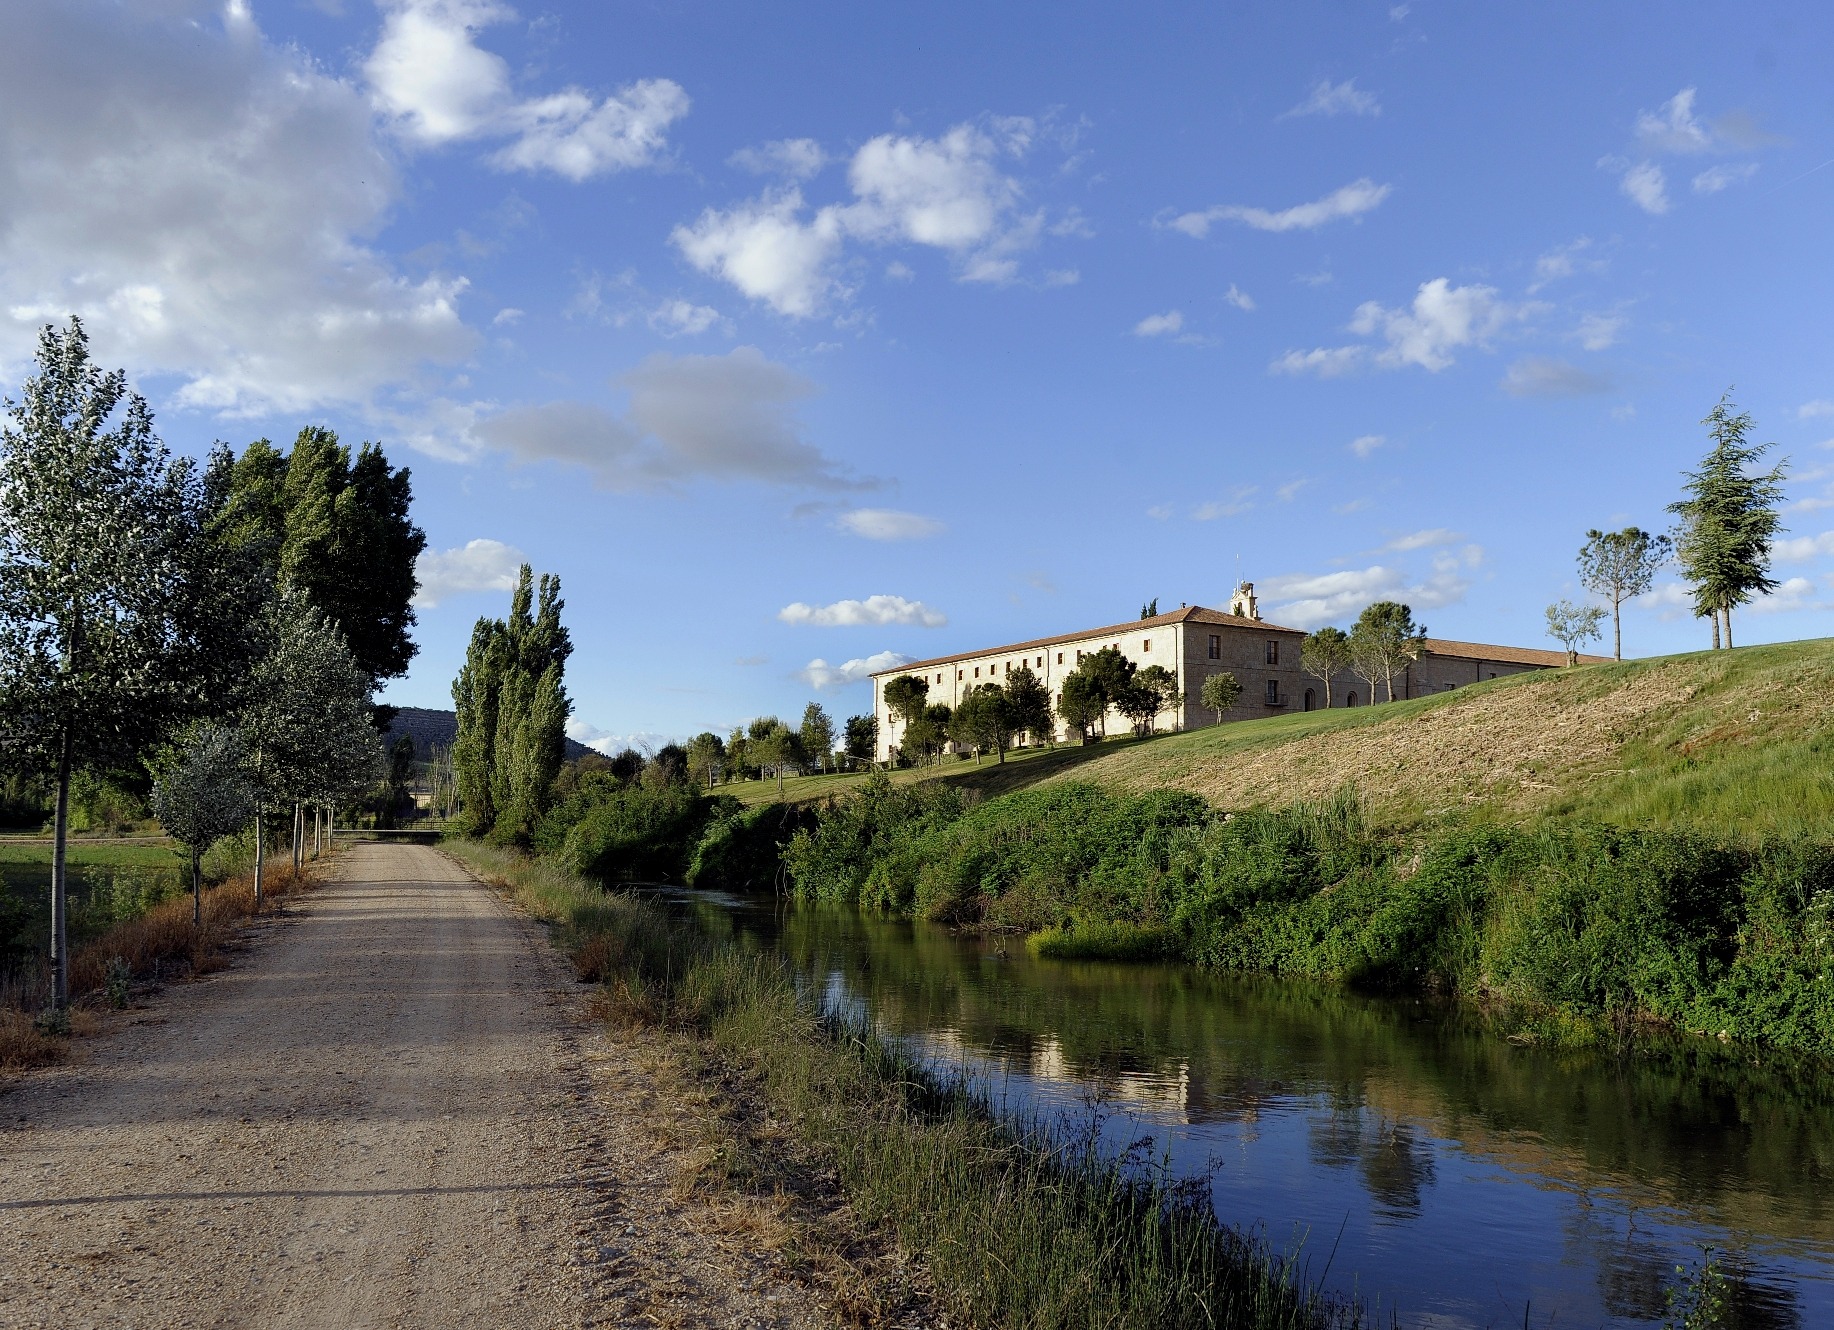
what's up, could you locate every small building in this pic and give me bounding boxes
[867,583,1605,762]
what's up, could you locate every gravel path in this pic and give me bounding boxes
[0,842,827,1329]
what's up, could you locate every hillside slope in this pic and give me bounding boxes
[1041,638,1834,839]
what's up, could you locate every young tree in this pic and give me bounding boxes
[1300,627,1352,708]
[1350,602,1427,702]
[952,685,1018,763]
[902,703,953,766]
[799,702,836,774]
[152,725,257,925]
[1117,664,1182,735]
[843,714,878,766]
[0,320,255,1007]
[1545,600,1607,667]
[1668,395,1787,649]
[1576,527,1671,660]
[751,721,797,794]
[882,675,930,760]
[686,732,727,789]
[1003,664,1055,747]
[1056,673,1106,743]
[1199,670,1242,723]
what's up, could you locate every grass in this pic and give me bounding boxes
[0,849,321,1075]
[445,838,1378,1330]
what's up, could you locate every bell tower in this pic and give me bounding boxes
[1228,581,1261,620]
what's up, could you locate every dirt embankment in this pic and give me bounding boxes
[0,843,857,1328]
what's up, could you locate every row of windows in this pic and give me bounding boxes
[1205,634,1282,664]
[917,632,1294,695]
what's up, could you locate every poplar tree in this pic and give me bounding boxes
[0,320,249,1007]
[449,565,571,840]
[1668,395,1786,649]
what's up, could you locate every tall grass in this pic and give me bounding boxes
[446,839,1377,1329]
[1,854,317,1073]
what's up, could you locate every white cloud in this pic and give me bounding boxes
[1134,310,1184,337]
[413,538,525,607]
[1193,487,1257,521]
[1272,346,1365,378]
[1383,528,1462,552]
[1276,478,1309,502]
[730,137,828,179]
[1529,237,1596,292]
[1601,157,1670,214]
[1283,79,1381,119]
[1775,531,1834,562]
[670,188,847,318]
[492,307,524,326]
[779,595,946,628]
[648,298,727,337]
[1797,400,1834,420]
[0,2,478,419]
[676,120,1057,316]
[1750,576,1822,614]
[472,346,867,490]
[1693,162,1759,194]
[365,1,688,181]
[800,651,911,691]
[1261,559,1474,629]
[1574,312,1625,351]
[836,508,945,540]
[1224,284,1256,312]
[1634,88,1716,154]
[1281,279,1536,378]
[1350,434,1386,458]
[565,720,679,757]
[1502,356,1613,398]
[1168,178,1391,238]
[885,261,915,281]
[1146,504,1174,521]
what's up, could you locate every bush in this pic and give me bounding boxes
[686,802,816,893]
[552,784,725,885]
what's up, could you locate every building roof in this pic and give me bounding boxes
[1422,637,1611,668]
[870,604,1306,677]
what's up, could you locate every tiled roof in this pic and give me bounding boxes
[1422,637,1611,668]
[871,604,1305,677]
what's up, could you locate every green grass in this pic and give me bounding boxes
[445,838,1376,1330]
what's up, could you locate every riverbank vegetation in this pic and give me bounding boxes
[446,839,1376,1330]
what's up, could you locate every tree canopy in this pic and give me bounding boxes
[1300,627,1352,708]
[1199,670,1241,723]
[1544,599,1607,666]
[1349,602,1426,703]
[151,724,256,924]
[1668,395,1786,649]
[1577,527,1670,661]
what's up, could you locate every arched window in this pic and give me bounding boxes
[1347,691,1358,707]
[1303,688,1316,712]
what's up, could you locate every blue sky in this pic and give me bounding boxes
[7,2,1834,751]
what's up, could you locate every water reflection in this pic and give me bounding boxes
[651,890,1830,1328]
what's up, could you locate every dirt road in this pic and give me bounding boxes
[0,842,824,1329]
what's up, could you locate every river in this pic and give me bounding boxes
[653,886,1833,1329]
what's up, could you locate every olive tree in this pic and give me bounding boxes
[151,726,257,925]
[1545,600,1607,667]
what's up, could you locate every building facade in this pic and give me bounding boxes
[867,584,1605,762]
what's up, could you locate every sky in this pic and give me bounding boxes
[6,2,1834,753]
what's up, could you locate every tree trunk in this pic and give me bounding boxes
[192,849,202,927]
[50,726,73,1010]
[1723,605,1733,649]
[1710,611,1721,650]
[254,803,264,909]
[292,803,302,879]
[1612,597,1623,660]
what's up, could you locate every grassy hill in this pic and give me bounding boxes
[727,639,1834,842]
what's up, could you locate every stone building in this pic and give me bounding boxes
[867,583,1604,762]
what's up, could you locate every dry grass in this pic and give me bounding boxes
[1,855,323,1076]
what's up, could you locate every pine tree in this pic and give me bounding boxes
[1668,395,1787,649]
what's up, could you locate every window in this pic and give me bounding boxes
[1208,634,1220,660]
[1036,656,1043,668]
[1265,640,1279,665]
[974,666,980,677]
[958,670,964,681]
[1266,679,1280,705]
[1143,639,1152,652]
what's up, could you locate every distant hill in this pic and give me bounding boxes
[381,706,593,762]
